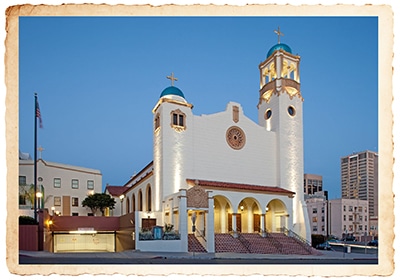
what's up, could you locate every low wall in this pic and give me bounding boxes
[19,225,38,251]
[136,239,185,252]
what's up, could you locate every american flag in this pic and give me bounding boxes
[36,100,43,128]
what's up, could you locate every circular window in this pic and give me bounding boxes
[265,109,272,120]
[226,126,246,150]
[288,106,296,117]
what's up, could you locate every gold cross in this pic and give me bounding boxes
[167,72,178,86]
[274,26,284,44]
[38,145,45,159]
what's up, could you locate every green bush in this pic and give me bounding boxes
[19,215,38,225]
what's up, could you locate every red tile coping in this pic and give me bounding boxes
[187,179,295,196]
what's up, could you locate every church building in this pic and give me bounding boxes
[109,31,311,253]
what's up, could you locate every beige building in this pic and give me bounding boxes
[19,157,102,217]
[328,198,369,241]
[304,174,323,195]
[341,150,378,218]
[305,192,327,236]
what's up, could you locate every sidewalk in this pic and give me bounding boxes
[19,249,378,261]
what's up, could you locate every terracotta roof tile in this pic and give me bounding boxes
[186,179,295,196]
[105,185,127,197]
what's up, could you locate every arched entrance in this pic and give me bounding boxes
[237,197,261,233]
[266,199,289,233]
[213,195,232,233]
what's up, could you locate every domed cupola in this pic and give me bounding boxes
[160,86,185,99]
[267,43,292,58]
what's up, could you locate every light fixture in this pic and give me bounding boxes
[119,194,125,200]
[240,205,244,212]
[266,206,269,212]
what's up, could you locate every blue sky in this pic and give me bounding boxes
[19,16,378,199]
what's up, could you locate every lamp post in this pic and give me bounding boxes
[119,194,125,216]
[191,212,197,257]
[36,192,43,210]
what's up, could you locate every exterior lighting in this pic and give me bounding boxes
[240,205,244,212]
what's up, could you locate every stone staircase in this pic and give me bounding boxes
[214,233,320,255]
[188,234,207,253]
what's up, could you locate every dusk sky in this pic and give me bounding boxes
[18,16,378,199]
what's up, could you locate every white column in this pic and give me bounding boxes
[232,213,238,238]
[178,189,188,252]
[206,192,215,253]
[260,213,266,237]
[221,203,226,233]
[247,206,253,233]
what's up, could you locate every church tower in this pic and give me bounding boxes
[257,28,311,240]
[152,73,194,211]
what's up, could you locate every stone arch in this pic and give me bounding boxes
[238,197,262,233]
[213,195,233,234]
[265,199,289,233]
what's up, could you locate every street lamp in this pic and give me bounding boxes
[36,192,43,209]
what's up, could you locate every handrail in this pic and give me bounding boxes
[195,228,207,242]
[265,228,283,253]
[235,227,251,253]
[281,227,313,253]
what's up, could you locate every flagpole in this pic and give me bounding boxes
[34,93,38,223]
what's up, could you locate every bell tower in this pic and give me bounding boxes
[257,27,310,240]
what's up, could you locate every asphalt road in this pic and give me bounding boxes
[19,255,378,265]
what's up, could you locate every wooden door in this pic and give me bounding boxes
[253,214,260,232]
[228,213,241,232]
[62,196,70,216]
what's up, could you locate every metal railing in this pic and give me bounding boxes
[235,227,251,253]
[281,227,313,253]
[265,228,283,253]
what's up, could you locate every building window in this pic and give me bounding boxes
[365,225,368,231]
[170,109,186,131]
[72,213,79,216]
[349,206,353,212]
[312,208,317,214]
[365,216,368,221]
[358,225,363,231]
[54,178,61,188]
[321,216,325,222]
[343,205,346,211]
[19,176,27,186]
[321,225,325,232]
[54,196,61,206]
[349,225,353,232]
[146,185,152,212]
[343,225,347,231]
[359,215,363,221]
[87,180,94,190]
[138,190,143,211]
[321,207,325,213]
[72,197,79,207]
[312,217,318,223]
[154,113,160,131]
[313,226,318,232]
[19,195,26,205]
[72,179,79,189]
[349,215,353,221]
[343,215,346,221]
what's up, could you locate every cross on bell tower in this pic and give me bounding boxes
[166,72,178,86]
[274,26,284,44]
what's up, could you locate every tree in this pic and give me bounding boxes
[82,193,116,216]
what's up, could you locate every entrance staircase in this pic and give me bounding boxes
[214,233,321,255]
[188,234,207,253]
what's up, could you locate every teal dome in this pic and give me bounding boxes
[160,86,185,98]
[267,43,292,58]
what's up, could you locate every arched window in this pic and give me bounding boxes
[132,194,136,212]
[138,190,143,211]
[146,185,152,212]
[126,197,130,213]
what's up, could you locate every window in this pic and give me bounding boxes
[343,205,346,211]
[349,215,353,221]
[365,225,368,231]
[343,215,346,221]
[312,208,317,214]
[170,109,186,131]
[349,206,353,212]
[365,216,368,221]
[19,195,26,205]
[359,215,363,221]
[138,190,143,211]
[321,216,325,222]
[321,207,325,213]
[154,113,160,131]
[147,185,152,212]
[87,180,94,190]
[313,226,317,232]
[312,217,318,223]
[19,176,26,186]
[349,225,353,232]
[343,225,347,231]
[54,196,61,206]
[72,213,79,216]
[72,197,79,207]
[54,178,61,188]
[72,179,79,189]
[358,225,363,231]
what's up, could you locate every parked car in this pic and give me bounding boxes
[341,236,356,242]
[367,240,378,247]
[316,242,332,250]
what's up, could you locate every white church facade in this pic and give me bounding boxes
[109,36,311,253]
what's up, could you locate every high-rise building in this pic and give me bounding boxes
[304,174,323,196]
[340,150,378,217]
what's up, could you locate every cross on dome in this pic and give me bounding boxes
[274,26,284,44]
[166,72,178,86]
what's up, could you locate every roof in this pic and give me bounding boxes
[186,179,295,196]
[105,185,128,197]
[267,43,292,58]
[160,86,185,98]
